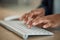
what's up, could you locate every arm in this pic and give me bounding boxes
[38,0,54,15]
[31,14,60,28]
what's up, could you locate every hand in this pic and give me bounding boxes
[19,8,45,24]
[28,14,60,28]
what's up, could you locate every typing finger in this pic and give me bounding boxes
[19,13,27,21]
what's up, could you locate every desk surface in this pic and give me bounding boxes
[0,8,60,40]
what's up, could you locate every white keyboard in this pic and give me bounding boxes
[0,21,54,40]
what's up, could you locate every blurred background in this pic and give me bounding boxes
[54,0,60,13]
[0,0,60,14]
[0,0,42,13]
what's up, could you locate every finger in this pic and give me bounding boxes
[51,23,58,28]
[26,11,42,24]
[28,12,33,18]
[32,17,41,26]
[32,11,41,15]
[26,17,33,24]
[25,13,34,24]
[43,23,52,28]
[32,20,44,26]
[27,18,33,28]
[32,18,49,26]
[31,9,43,15]
[19,13,27,21]
[33,8,45,15]
[26,11,37,24]
[26,13,33,24]
[24,15,28,23]
[27,21,32,28]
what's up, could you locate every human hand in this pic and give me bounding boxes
[28,14,60,28]
[19,8,45,24]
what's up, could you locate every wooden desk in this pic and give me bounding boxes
[0,8,60,40]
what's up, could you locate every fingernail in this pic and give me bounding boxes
[32,23,36,25]
[43,26,47,28]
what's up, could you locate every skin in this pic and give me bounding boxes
[19,8,60,28]
[20,8,45,23]
[31,14,60,28]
